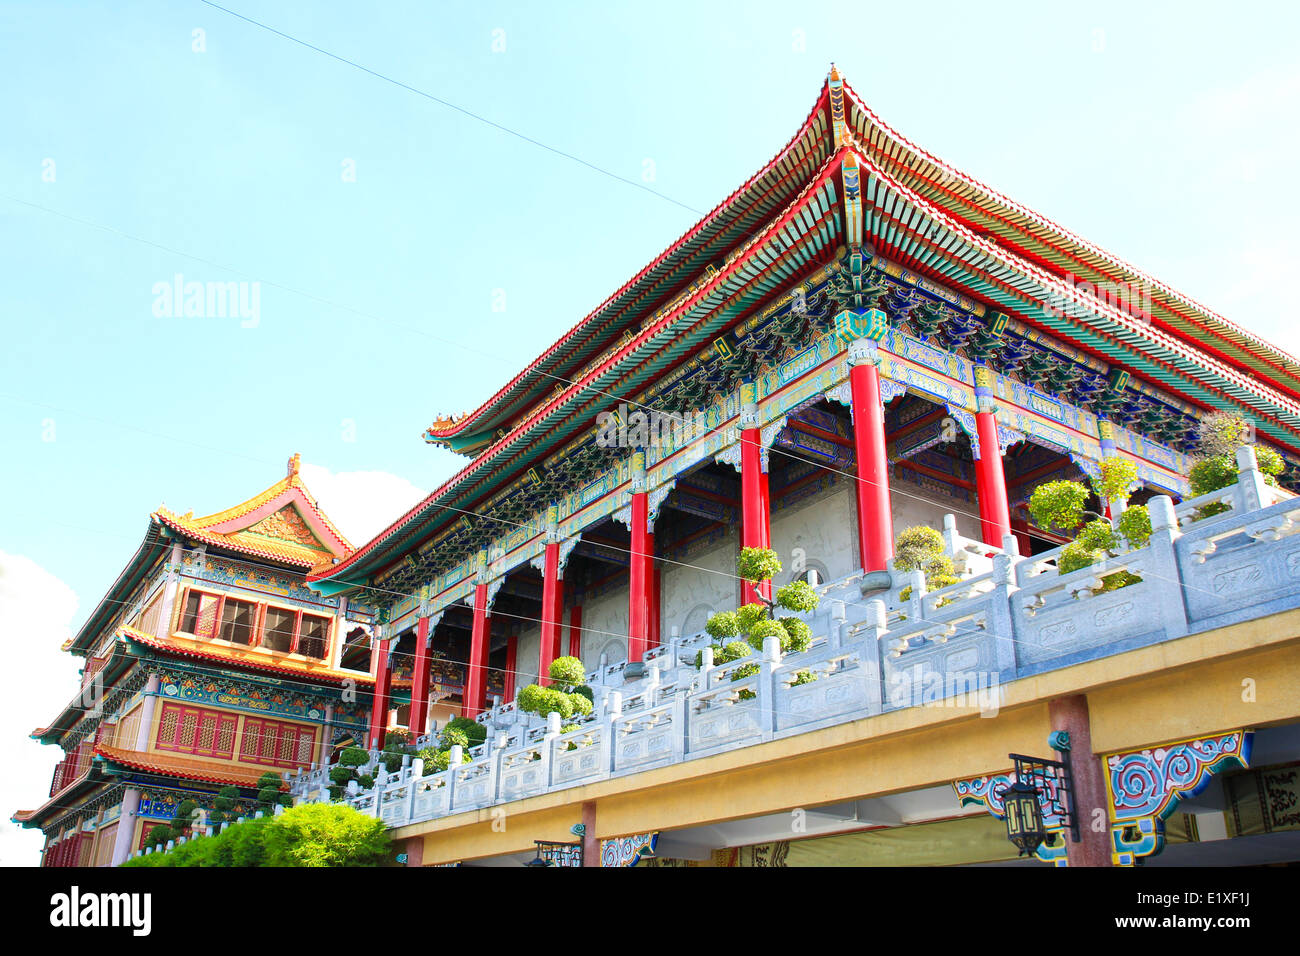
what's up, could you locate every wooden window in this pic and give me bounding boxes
[240,719,262,760]
[155,703,237,759]
[262,606,296,653]
[218,598,256,645]
[297,614,330,660]
[137,591,164,636]
[94,822,117,867]
[179,591,221,639]
[239,717,315,769]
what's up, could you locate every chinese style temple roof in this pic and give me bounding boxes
[152,453,352,571]
[68,456,352,656]
[119,626,381,686]
[425,68,1300,453]
[93,744,288,790]
[318,69,1300,591]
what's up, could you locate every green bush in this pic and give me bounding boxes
[518,685,575,719]
[145,824,174,849]
[441,717,487,748]
[1057,541,1102,575]
[1117,506,1152,547]
[737,547,782,583]
[1075,518,1118,553]
[338,747,369,768]
[569,692,593,717]
[329,766,355,786]
[571,685,594,705]
[1029,480,1090,534]
[124,805,393,868]
[1091,457,1138,503]
[894,525,944,571]
[746,618,788,653]
[775,580,819,613]
[704,611,740,639]
[548,656,586,688]
[736,603,768,631]
[438,727,470,752]
[517,683,545,714]
[778,617,813,653]
[1188,455,1238,498]
[790,669,818,686]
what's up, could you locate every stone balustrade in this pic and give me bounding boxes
[287,448,1300,833]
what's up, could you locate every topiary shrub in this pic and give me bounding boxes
[209,784,240,826]
[517,683,545,714]
[704,611,740,639]
[548,656,587,690]
[440,717,487,748]
[895,525,945,572]
[737,547,782,584]
[746,618,788,653]
[1092,457,1138,505]
[1116,506,1151,548]
[790,669,818,687]
[775,580,819,613]
[145,824,174,849]
[338,747,369,768]
[1028,480,1090,535]
[736,603,768,631]
[778,617,813,653]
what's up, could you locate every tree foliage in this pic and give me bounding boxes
[123,804,394,868]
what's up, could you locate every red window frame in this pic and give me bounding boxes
[155,702,238,759]
[238,717,316,769]
[176,587,334,659]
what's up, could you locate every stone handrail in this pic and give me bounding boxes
[290,448,1300,832]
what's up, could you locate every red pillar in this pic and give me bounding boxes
[366,638,393,749]
[758,471,771,551]
[740,427,772,603]
[568,605,583,659]
[1048,695,1113,867]
[649,557,661,650]
[975,410,1012,546]
[850,363,893,572]
[539,541,561,683]
[503,634,517,702]
[463,582,489,718]
[628,490,652,663]
[408,614,432,739]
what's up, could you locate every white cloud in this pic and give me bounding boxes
[298,463,429,548]
[0,552,81,867]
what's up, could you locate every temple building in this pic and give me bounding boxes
[292,68,1300,867]
[15,456,380,866]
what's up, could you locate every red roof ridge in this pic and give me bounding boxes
[316,144,851,583]
[424,79,836,443]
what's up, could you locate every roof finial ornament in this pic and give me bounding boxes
[829,62,840,83]
[288,452,300,478]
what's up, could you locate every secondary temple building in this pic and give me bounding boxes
[17,457,381,866]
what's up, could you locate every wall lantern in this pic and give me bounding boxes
[526,838,584,867]
[999,731,1080,857]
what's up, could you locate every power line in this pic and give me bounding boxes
[196,1,703,214]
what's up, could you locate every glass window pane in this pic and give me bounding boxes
[297,615,330,660]
[219,599,255,645]
[263,607,295,653]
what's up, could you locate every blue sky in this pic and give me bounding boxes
[3,0,1298,863]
